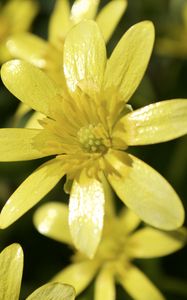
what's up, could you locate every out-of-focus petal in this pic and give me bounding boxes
[0,244,23,300]
[115,99,187,145]
[26,283,75,300]
[52,261,99,295]
[1,60,63,119]
[48,0,71,50]
[0,159,65,229]
[104,21,154,103]
[71,0,99,23]
[63,20,106,97]
[96,0,127,42]
[119,208,140,234]
[126,227,187,258]
[34,202,72,246]
[69,171,105,258]
[105,150,184,230]
[118,264,165,300]
[94,266,115,300]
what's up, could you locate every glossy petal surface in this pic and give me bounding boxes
[115,99,187,145]
[96,0,127,42]
[71,0,99,23]
[94,267,115,300]
[106,150,184,230]
[104,21,154,102]
[0,244,23,300]
[0,159,64,228]
[1,60,63,118]
[34,202,72,246]
[52,261,99,295]
[127,227,187,258]
[26,283,75,300]
[69,173,105,258]
[119,265,165,300]
[63,20,106,96]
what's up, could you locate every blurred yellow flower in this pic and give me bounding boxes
[0,0,38,64]
[156,2,187,58]
[1,20,187,257]
[0,243,76,300]
[34,201,187,300]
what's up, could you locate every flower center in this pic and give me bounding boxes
[77,123,109,153]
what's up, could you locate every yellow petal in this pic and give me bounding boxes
[6,33,61,70]
[0,128,60,161]
[71,0,99,23]
[13,103,31,126]
[0,244,23,300]
[94,266,115,300]
[26,283,75,300]
[104,21,154,102]
[127,227,187,258]
[115,99,187,145]
[1,60,63,118]
[48,0,71,50]
[118,264,165,300]
[33,202,72,246]
[119,208,140,234]
[69,172,105,258]
[25,112,45,129]
[106,150,184,230]
[52,261,99,295]
[63,20,106,96]
[2,0,38,33]
[96,0,127,42]
[0,159,65,228]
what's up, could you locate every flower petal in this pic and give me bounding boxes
[1,60,63,118]
[115,99,187,145]
[26,283,75,300]
[104,21,154,102]
[33,202,72,246]
[52,261,99,295]
[48,0,71,49]
[94,266,115,300]
[69,171,105,258]
[119,208,140,234]
[126,227,187,258]
[118,264,165,300]
[0,128,61,161]
[0,159,65,228]
[96,0,127,42]
[63,20,106,96]
[25,112,45,129]
[71,0,99,23]
[105,150,184,230]
[0,244,23,300]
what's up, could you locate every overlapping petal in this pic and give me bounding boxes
[52,260,99,295]
[71,0,99,23]
[104,21,154,103]
[63,20,106,96]
[94,266,115,300]
[96,0,127,42]
[69,171,105,258]
[119,208,141,234]
[114,99,187,145]
[33,202,73,246]
[0,244,23,300]
[1,60,63,118]
[0,159,65,229]
[105,150,184,230]
[26,283,75,300]
[127,227,187,258]
[118,264,165,300]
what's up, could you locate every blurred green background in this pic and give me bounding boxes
[0,0,187,299]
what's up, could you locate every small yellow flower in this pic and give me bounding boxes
[156,2,187,58]
[0,243,76,300]
[33,201,187,300]
[0,0,38,64]
[1,20,187,257]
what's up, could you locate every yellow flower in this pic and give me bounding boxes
[33,201,187,300]
[1,20,187,258]
[0,243,76,300]
[0,0,38,64]
[156,2,187,58]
